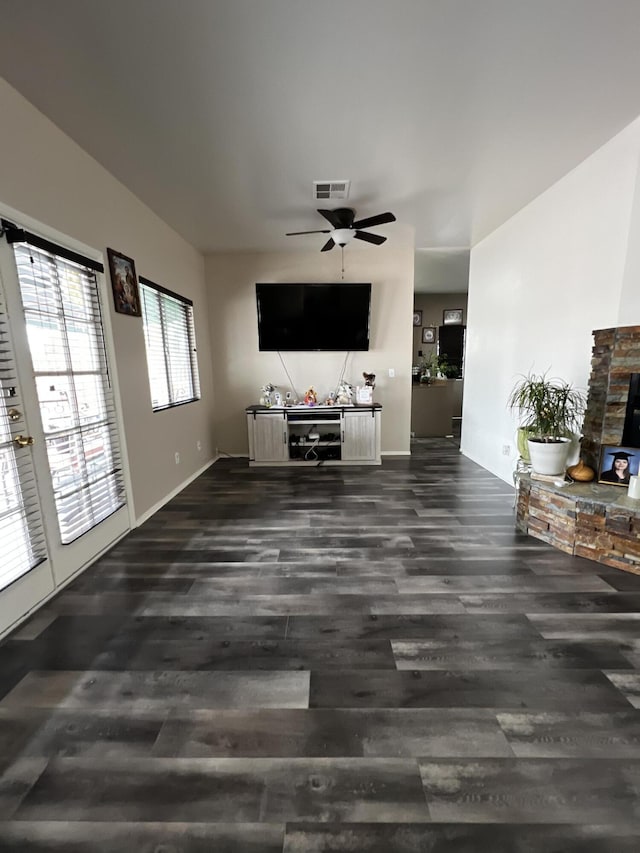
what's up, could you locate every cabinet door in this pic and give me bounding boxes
[342,410,377,461]
[252,413,288,462]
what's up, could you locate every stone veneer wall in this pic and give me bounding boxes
[582,325,640,471]
[517,326,640,574]
[517,478,640,574]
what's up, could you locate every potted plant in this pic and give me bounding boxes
[418,353,438,383]
[419,353,459,383]
[436,354,459,379]
[508,372,586,475]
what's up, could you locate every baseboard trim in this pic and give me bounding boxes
[459,447,513,486]
[381,450,411,457]
[135,458,217,526]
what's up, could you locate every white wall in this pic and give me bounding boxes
[462,117,640,483]
[619,148,640,321]
[205,242,415,456]
[0,79,216,520]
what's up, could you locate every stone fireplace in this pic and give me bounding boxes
[582,325,640,471]
[516,325,640,574]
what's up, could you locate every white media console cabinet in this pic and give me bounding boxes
[246,404,382,466]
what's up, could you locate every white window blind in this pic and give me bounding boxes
[139,277,200,411]
[11,241,126,545]
[0,286,48,591]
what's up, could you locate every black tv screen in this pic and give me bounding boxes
[256,282,371,351]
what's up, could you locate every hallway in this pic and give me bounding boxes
[1,439,640,850]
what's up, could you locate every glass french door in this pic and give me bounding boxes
[0,230,130,638]
[0,263,54,635]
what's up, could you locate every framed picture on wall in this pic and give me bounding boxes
[413,310,423,327]
[107,248,142,317]
[443,308,463,325]
[422,326,436,344]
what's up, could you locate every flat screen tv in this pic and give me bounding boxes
[256,282,371,351]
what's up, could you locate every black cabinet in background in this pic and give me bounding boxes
[438,325,466,377]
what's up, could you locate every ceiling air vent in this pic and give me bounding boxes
[313,180,350,201]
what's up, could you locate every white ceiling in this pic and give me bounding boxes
[2,1,640,287]
[414,250,470,294]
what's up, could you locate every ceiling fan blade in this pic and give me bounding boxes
[354,230,386,245]
[318,208,355,229]
[285,229,331,236]
[320,238,336,252]
[352,211,396,230]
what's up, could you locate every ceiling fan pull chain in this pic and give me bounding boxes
[341,246,345,280]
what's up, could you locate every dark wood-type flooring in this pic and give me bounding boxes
[2,438,640,851]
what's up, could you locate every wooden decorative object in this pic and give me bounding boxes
[567,460,595,482]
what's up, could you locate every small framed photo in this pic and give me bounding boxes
[413,310,423,327]
[598,445,640,486]
[422,326,436,344]
[356,386,373,405]
[107,248,141,317]
[443,308,463,325]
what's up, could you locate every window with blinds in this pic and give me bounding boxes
[11,242,126,545]
[139,277,200,411]
[0,287,48,591]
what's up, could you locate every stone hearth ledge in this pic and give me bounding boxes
[516,475,640,575]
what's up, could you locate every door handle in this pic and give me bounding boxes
[14,434,35,448]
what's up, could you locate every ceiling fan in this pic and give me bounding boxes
[286,207,396,252]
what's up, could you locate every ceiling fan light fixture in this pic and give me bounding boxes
[332,228,354,246]
[286,207,395,252]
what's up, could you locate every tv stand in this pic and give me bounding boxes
[245,404,382,466]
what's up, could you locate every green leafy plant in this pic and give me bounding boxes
[508,371,586,443]
[419,352,459,381]
[437,354,459,379]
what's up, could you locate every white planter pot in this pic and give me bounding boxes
[527,437,572,475]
